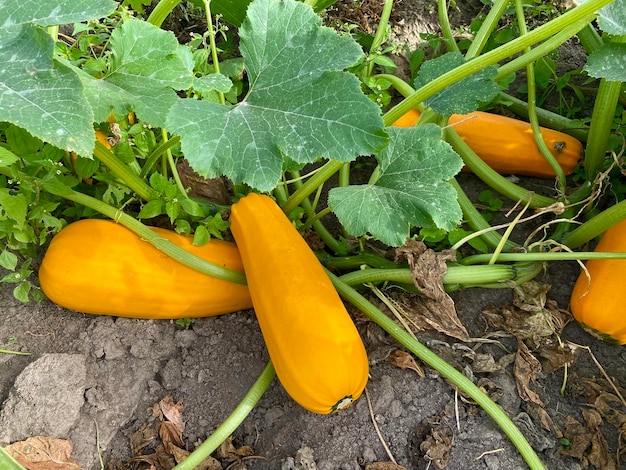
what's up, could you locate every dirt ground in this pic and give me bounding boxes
[2,1,625,469]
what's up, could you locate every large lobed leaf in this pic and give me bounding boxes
[167,0,388,192]
[328,126,463,247]
[0,0,116,27]
[412,52,500,118]
[0,24,95,156]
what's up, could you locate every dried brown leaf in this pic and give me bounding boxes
[470,353,501,374]
[584,409,618,470]
[131,443,176,469]
[482,284,571,348]
[419,427,452,469]
[130,420,161,456]
[160,396,185,434]
[514,339,544,406]
[216,437,254,462]
[537,342,580,373]
[160,421,185,449]
[389,349,425,377]
[6,436,80,470]
[395,240,468,342]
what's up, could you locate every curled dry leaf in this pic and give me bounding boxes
[216,436,254,462]
[559,409,618,470]
[419,426,452,469]
[514,339,544,407]
[388,349,425,377]
[482,281,571,348]
[6,436,80,470]
[395,240,469,341]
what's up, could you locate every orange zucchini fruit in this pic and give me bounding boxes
[570,219,626,344]
[392,109,583,178]
[38,219,252,319]
[229,193,369,414]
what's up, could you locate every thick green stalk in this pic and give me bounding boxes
[577,23,605,54]
[172,362,276,470]
[328,271,546,470]
[583,32,626,178]
[450,178,519,252]
[500,92,589,142]
[437,0,460,53]
[494,18,590,85]
[463,251,626,265]
[139,135,181,178]
[338,262,542,290]
[514,0,567,195]
[283,160,343,215]
[41,180,247,284]
[562,198,626,249]
[383,0,614,126]
[146,0,180,26]
[445,129,557,208]
[93,141,157,201]
[465,0,511,59]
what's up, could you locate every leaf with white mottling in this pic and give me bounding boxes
[0,0,116,27]
[597,0,626,35]
[584,43,626,81]
[328,125,463,247]
[167,0,387,192]
[412,52,499,117]
[0,24,94,156]
[103,19,195,128]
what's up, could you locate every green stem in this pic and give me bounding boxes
[0,446,27,470]
[146,0,180,26]
[561,198,626,249]
[328,271,546,470]
[465,0,511,59]
[450,178,519,252]
[0,348,30,355]
[383,0,612,126]
[577,23,605,54]
[203,0,226,105]
[93,141,156,201]
[463,251,626,264]
[283,160,343,215]
[315,251,403,270]
[139,135,181,178]
[172,362,276,470]
[41,180,247,284]
[437,0,460,53]
[514,0,567,195]
[494,17,590,86]
[445,129,557,208]
[162,130,189,198]
[583,35,625,178]
[500,92,589,142]
[337,262,542,289]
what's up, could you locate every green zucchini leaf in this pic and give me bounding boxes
[167,0,388,193]
[328,125,463,247]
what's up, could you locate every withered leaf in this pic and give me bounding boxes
[419,427,452,469]
[482,283,571,347]
[514,339,544,406]
[583,409,617,470]
[130,420,161,456]
[160,421,185,449]
[6,436,81,470]
[536,342,580,373]
[216,436,254,462]
[394,240,468,342]
[389,349,425,377]
[160,396,185,434]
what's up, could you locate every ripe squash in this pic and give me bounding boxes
[38,219,253,319]
[570,219,626,344]
[391,109,583,178]
[229,193,369,414]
